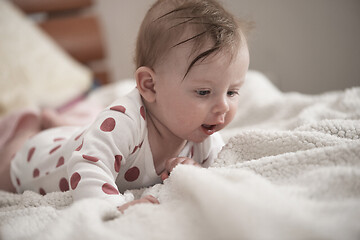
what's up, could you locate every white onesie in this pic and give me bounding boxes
[10,89,224,206]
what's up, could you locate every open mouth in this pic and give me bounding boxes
[201,124,217,135]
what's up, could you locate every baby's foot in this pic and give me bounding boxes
[0,113,41,192]
[41,109,68,129]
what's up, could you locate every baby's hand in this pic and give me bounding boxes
[117,195,159,213]
[160,157,200,181]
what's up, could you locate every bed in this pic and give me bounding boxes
[1,1,360,239]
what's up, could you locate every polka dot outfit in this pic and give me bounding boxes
[10,89,224,206]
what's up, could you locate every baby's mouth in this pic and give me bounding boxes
[201,124,217,135]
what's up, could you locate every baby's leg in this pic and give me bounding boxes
[0,114,41,192]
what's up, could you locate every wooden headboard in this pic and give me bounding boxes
[12,0,110,85]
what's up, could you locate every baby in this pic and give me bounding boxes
[0,0,249,213]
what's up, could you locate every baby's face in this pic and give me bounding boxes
[152,40,249,143]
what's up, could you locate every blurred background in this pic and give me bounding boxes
[94,0,360,94]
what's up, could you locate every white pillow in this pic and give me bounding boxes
[0,0,92,117]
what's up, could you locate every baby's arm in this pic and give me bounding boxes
[67,104,157,209]
[160,157,200,181]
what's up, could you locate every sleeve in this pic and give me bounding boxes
[200,132,225,168]
[67,106,139,207]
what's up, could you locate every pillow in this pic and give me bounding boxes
[0,0,92,117]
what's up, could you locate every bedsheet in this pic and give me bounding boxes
[0,71,359,240]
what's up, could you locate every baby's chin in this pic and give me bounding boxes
[184,132,211,144]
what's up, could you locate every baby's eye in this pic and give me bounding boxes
[196,90,211,96]
[227,90,239,97]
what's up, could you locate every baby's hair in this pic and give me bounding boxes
[135,0,249,78]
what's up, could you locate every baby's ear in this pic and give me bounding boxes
[135,66,156,103]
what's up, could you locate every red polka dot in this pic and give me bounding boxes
[102,183,119,195]
[54,137,65,142]
[140,106,146,120]
[75,140,83,151]
[27,147,35,162]
[124,167,140,182]
[114,155,122,172]
[39,188,46,196]
[59,177,70,192]
[100,117,116,132]
[132,146,138,154]
[82,154,99,162]
[75,131,84,141]
[70,172,81,190]
[33,168,40,178]
[110,105,126,113]
[56,156,65,167]
[16,177,21,186]
[49,145,61,154]
[190,146,194,158]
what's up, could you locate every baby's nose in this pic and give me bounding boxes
[216,114,226,124]
[212,97,230,115]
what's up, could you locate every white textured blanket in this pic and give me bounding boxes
[1,72,359,240]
